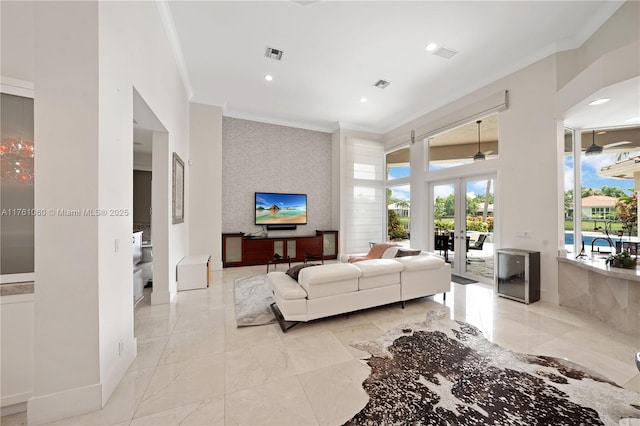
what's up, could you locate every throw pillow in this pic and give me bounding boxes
[348,243,397,262]
[286,264,318,281]
[395,248,422,257]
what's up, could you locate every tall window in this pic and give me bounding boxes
[428,114,499,171]
[386,147,410,246]
[569,127,639,255]
[345,138,385,254]
[563,128,575,253]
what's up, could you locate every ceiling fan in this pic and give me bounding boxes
[473,120,495,161]
[584,130,631,155]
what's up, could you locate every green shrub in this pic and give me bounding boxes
[466,220,489,232]
[388,210,408,240]
[434,219,454,231]
[435,218,488,232]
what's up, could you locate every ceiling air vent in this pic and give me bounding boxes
[433,46,457,59]
[373,79,390,89]
[265,47,283,61]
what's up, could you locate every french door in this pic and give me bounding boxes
[431,175,496,282]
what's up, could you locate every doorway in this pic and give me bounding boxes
[431,175,496,282]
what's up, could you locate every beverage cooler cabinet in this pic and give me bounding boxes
[495,248,540,304]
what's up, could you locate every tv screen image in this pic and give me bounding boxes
[255,192,307,225]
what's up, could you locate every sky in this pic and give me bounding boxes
[564,152,637,193]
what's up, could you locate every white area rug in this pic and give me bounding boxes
[234,275,276,327]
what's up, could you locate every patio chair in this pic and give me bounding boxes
[434,234,450,262]
[468,234,487,250]
[467,234,487,263]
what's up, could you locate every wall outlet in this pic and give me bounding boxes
[118,340,124,356]
[115,238,120,252]
[516,231,532,238]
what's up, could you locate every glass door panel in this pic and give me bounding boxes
[432,175,496,282]
[387,184,411,247]
[464,177,495,282]
[432,183,457,268]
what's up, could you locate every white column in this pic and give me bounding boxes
[188,103,223,270]
[30,2,102,424]
[409,136,425,250]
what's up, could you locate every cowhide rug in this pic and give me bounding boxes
[345,309,640,426]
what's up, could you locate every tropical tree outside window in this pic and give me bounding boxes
[386,147,410,245]
[387,186,410,243]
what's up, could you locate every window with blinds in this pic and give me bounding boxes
[344,138,385,254]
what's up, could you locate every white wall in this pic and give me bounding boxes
[556,1,639,91]
[26,1,190,424]
[133,151,152,171]
[1,293,34,413]
[189,103,223,270]
[0,1,34,82]
[98,0,190,399]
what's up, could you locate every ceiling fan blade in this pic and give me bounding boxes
[603,141,631,149]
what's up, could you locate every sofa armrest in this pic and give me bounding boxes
[267,271,307,300]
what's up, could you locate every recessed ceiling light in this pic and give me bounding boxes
[264,75,273,81]
[588,98,610,106]
[596,131,607,135]
[360,97,367,103]
[425,43,438,52]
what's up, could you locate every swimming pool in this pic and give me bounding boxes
[564,232,624,248]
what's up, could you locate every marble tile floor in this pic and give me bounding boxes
[3,263,639,426]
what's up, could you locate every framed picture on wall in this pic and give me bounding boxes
[172,152,185,224]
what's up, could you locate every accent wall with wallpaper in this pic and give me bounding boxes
[222,117,332,235]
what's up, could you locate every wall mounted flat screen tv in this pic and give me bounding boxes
[255,192,307,225]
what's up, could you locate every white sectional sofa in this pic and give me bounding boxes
[267,253,451,332]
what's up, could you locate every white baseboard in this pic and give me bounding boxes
[1,390,31,408]
[27,382,102,425]
[0,401,27,416]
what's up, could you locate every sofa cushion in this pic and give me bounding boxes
[351,259,404,276]
[267,271,308,300]
[393,255,445,271]
[351,259,403,290]
[285,263,318,281]
[298,263,361,299]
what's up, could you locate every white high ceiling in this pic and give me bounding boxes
[166,0,626,134]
